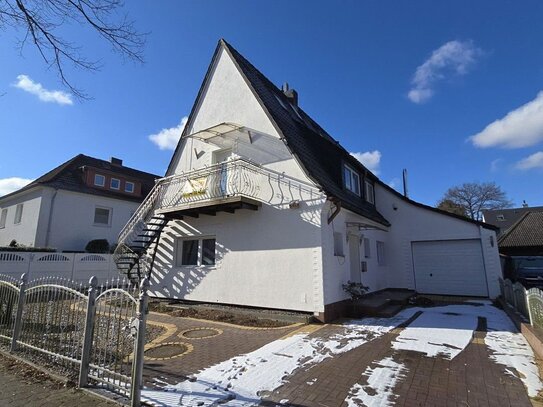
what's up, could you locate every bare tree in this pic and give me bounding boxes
[437,199,468,218]
[440,182,513,221]
[0,0,145,98]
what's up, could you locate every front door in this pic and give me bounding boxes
[349,233,362,283]
[212,149,232,196]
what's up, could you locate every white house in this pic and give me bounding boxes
[115,40,501,322]
[0,155,159,252]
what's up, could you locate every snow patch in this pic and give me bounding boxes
[345,357,406,407]
[392,310,477,359]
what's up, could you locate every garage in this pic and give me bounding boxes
[412,239,489,297]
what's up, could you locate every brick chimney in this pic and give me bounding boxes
[110,157,123,166]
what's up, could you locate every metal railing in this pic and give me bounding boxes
[114,158,323,279]
[0,273,149,407]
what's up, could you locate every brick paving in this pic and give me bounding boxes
[0,354,117,407]
[143,311,302,385]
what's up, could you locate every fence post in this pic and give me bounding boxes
[10,273,27,352]
[131,277,149,407]
[79,276,98,388]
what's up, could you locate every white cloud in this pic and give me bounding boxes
[470,92,543,149]
[350,150,381,175]
[408,40,482,104]
[516,152,543,170]
[0,177,33,197]
[13,75,73,105]
[148,117,188,150]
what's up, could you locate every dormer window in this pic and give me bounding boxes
[110,178,120,190]
[344,165,360,196]
[497,214,505,221]
[365,181,375,204]
[94,174,105,187]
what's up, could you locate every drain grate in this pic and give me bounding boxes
[180,327,222,339]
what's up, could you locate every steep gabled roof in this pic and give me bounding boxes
[0,154,159,203]
[499,212,543,248]
[167,39,498,230]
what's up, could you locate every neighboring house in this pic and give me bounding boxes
[498,212,543,257]
[482,205,543,237]
[0,154,159,251]
[115,40,501,322]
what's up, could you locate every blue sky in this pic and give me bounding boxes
[1,1,543,207]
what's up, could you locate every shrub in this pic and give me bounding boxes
[342,281,370,300]
[85,239,110,253]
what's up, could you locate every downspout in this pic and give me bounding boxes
[44,189,58,248]
[327,197,341,224]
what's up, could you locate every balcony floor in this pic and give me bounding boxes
[157,195,261,219]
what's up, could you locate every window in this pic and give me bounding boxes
[363,237,371,258]
[365,181,375,204]
[343,165,360,196]
[14,204,23,224]
[125,181,135,193]
[110,178,120,190]
[94,174,105,187]
[202,238,216,265]
[181,239,199,265]
[0,208,7,228]
[333,232,344,256]
[377,241,386,266]
[94,207,111,225]
[497,214,505,221]
[176,237,216,266]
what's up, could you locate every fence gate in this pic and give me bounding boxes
[0,273,149,407]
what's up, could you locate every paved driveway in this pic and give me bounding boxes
[141,302,542,406]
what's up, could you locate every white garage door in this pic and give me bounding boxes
[412,240,488,297]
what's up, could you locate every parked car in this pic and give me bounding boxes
[503,256,543,288]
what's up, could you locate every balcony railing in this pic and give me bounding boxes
[118,158,322,243]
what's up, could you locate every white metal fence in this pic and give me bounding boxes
[0,252,118,283]
[500,278,543,331]
[0,273,148,406]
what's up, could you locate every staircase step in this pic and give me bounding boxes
[132,240,152,244]
[141,228,161,232]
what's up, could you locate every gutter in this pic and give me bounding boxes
[44,189,58,247]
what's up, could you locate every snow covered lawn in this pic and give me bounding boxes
[142,302,543,407]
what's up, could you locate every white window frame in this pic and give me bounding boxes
[333,232,344,257]
[497,214,505,221]
[365,181,375,204]
[125,181,135,193]
[94,174,105,187]
[363,237,371,258]
[0,208,7,228]
[14,204,23,225]
[343,165,361,196]
[93,206,112,226]
[175,236,216,267]
[377,241,386,266]
[110,178,120,190]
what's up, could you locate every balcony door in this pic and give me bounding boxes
[212,149,232,196]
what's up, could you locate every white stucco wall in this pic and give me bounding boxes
[46,190,140,251]
[149,196,325,313]
[169,46,312,184]
[320,202,391,306]
[0,188,44,247]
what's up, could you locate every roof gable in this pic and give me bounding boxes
[499,211,543,248]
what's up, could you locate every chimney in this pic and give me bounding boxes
[282,82,298,106]
[402,169,409,198]
[522,200,529,208]
[110,157,123,166]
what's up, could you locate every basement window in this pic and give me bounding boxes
[176,237,216,266]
